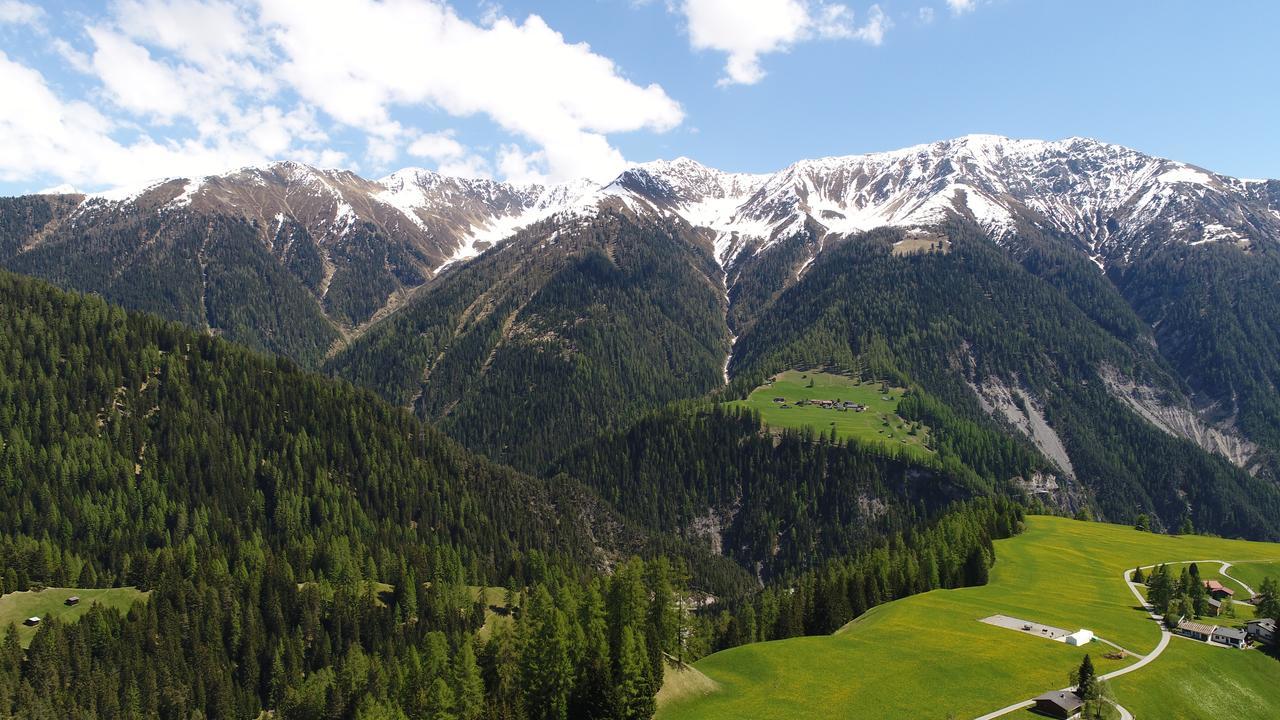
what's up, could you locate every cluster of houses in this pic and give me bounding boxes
[1170,580,1277,649]
[775,397,867,412]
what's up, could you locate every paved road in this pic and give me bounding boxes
[1219,562,1256,598]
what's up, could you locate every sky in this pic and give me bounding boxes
[0,0,1277,195]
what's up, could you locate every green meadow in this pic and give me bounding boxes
[724,370,933,460]
[0,586,149,647]
[658,516,1280,720]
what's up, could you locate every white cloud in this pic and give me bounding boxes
[0,51,267,189]
[408,131,467,162]
[946,0,976,14]
[3,0,685,189]
[258,0,683,182]
[679,0,890,86]
[0,1,42,26]
[918,7,935,23]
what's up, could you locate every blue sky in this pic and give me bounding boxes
[0,0,1277,195]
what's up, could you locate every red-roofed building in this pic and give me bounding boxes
[1204,580,1235,599]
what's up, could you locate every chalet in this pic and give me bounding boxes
[22,617,40,627]
[1204,580,1234,600]
[1245,618,1276,645]
[1205,597,1222,616]
[65,596,80,606]
[1211,626,1247,648]
[1174,620,1215,641]
[1032,690,1082,719]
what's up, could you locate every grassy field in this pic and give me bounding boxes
[1222,560,1279,594]
[0,587,149,647]
[658,516,1280,720]
[1112,637,1280,718]
[724,370,933,460]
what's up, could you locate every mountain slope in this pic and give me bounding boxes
[726,221,1280,537]
[327,201,731,470]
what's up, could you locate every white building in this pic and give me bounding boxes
[1063,629,1094,646]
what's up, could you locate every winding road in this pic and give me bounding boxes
[1219,562,1256,599]
[971,560,1248,720]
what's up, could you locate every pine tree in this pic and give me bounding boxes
[1132,566,1145,584]
[521,586,574,720]
[1074,654,1097,700]
[452,639,484,720]
[613,626,656,720]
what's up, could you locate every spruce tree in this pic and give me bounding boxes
[452,639,484,720]
[614,626,656,720]
[1075,654,1097,700]
[520,587,574,720]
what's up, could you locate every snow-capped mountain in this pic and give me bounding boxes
[602,135,1280,271]
[42,134,1279,282]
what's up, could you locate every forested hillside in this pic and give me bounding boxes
[551,404,1007,579]
[0,270,744,719]
[0,195,342,366]
[728,223,1280,538]
[328,205,730,471]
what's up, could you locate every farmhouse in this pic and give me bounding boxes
[1204,580,1234,599]
[22,617,39,627]
[1175,620,1215,641]
[1032,690,1082,719]
[1211,626,1248,648]
[1063,629,1094,646]
[1246,618,1275,645]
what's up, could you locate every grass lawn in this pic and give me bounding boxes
[1222,560,1280,595]
[1111,637,1280,718]
[724,370,932,460]
[0,586,149,647]
[658,516,1280,720]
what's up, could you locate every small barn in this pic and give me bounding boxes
[1205,597,1222,616]
[1204,580,1234,600]
[1175,620,1215,641]
[1032,690,1082,719]
[65,596,80,606]
[1211,626,1247,649]
[22,617,40,627]
[1063,629,1094,646]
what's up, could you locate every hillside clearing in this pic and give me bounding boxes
[724,370,933,460]
[0,587,149,647]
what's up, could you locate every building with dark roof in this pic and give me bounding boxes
[1032,690,1083,719]
[1211,626,1248,648]
[1246,618,1275,645]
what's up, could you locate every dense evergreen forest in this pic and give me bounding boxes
[1115,242,1280,471]
[727,223,1280,538]
[551,404,1009,579]
[0,270,1035,719]
[328,207,730,472]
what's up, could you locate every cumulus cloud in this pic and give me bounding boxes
[0,1,42,26]
[0,51,267,188]
[946,0,976,14]
[679,0,891,86]
[2,0,684,189]
[258,0,683,181]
